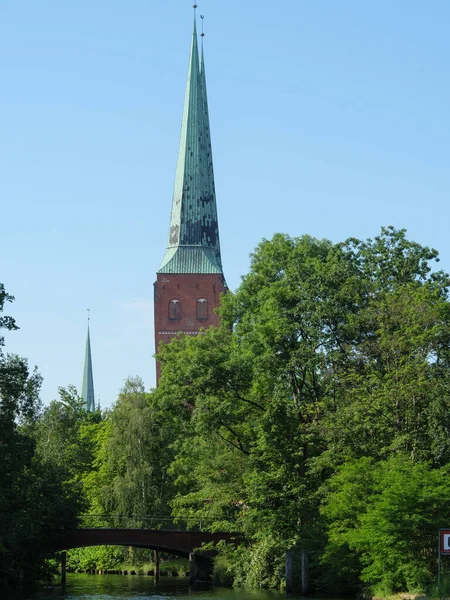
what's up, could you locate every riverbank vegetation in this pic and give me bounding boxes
[2,227,450,597]
[0,285,82,587]
[65,547,188,576]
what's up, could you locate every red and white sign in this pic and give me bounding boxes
[440,530,450,554]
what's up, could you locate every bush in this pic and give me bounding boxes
[322,455,450,595]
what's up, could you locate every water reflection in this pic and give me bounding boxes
[6,573,334,600]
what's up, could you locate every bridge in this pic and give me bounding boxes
[52,515,241,585]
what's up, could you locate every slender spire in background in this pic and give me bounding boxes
[158,7,223,275]
[81,309,96,412]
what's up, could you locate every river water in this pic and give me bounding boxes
[5,574,310,600]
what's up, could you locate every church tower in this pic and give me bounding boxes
[81,317,96,412]
[154,13,227,382]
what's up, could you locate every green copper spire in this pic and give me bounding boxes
[81,320,95,412]
[158,16,223,274]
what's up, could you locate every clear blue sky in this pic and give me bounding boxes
[2,1,449,407]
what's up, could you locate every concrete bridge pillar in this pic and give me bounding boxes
[154,550,160,581]
[61,551,67,585]
[189,552,197,584]
[189,552,212,584]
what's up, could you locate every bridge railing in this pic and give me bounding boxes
[76,514,213,532]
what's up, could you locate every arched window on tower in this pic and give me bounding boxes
[168,299,181,321]
[196,298,208,320]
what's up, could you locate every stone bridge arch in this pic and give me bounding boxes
[51,528,240,584]
[53,528,236,558]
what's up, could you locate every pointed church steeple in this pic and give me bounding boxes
[81,315,95,412]
[158,14,223,275]
[154,11,227,384]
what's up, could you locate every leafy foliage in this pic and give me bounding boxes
[0,285,82,586]
[83,377,176,518]
[3,227,450,595]
[322,455,450,595]
[155,227,450,594]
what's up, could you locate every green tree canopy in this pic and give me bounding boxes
[155,227,450,594]
[0,284,82,586]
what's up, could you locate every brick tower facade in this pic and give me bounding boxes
[154,15,226,383]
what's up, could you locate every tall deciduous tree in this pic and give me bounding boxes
[0,284,82,586]
[156,228,450,594]
[88,377,177,520]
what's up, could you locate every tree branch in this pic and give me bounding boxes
[227,382,265,411]
[215,429,250,456]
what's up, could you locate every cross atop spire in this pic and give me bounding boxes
[158,12,223,275]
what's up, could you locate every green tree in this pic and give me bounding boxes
[157,234,363,591]
[319,229,450,468]
[34,384,101,487]
[87,377,176,520]
[321,455,450,595]
[0,284,82,586]
[156,227,450,593]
